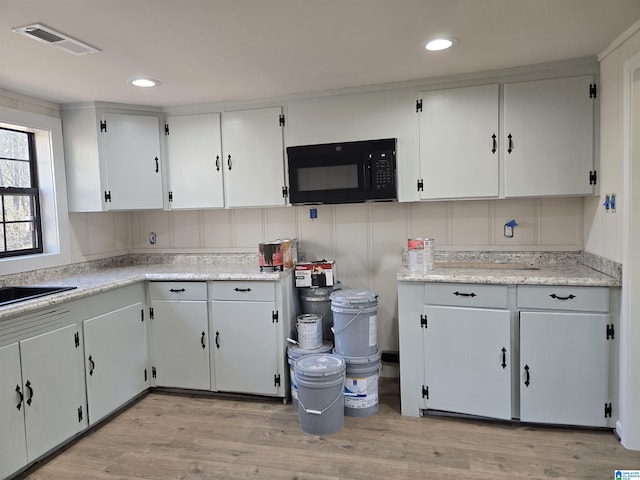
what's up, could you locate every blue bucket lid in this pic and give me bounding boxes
[330,289,377,305]
[294,353,345,377]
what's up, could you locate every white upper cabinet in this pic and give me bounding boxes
[165,113,224,209]
[221,106,287,208]
[62,103,164,211]
[418,84,500,199]
[503,75,596,197]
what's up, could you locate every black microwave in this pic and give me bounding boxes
[286,138,397,205]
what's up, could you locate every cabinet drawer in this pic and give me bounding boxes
[148,282,207,301]
[425,283,508,308]
[517,285,609,312]
[209,281,275,301]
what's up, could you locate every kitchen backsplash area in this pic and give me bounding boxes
[63,196,586,358]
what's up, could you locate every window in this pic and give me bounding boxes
[0,127,43,257]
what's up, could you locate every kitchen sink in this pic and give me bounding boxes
[0,286,77,306]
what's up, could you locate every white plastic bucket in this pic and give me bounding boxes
[330,289,378,357]
[294,354,345,436]
[296,313,323,349]
[287,342,333,407]
[338,349,382,417]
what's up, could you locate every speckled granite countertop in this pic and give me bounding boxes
[397,251,621,287]
[0,256,290,320]
[397,262,619,287]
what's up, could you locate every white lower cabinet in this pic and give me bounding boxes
[423,305,511,419]
[519,311,610,426]
[19,324,86,460]
[149,282,210,390]
[209,281,287,397]
[0,343,28,479]
[0,321,86,480]
[82,286,148,426]
[399,281,615,428]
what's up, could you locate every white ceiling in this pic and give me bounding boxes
[1,0,640,108]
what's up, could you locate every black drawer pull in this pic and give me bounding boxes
[169,288,186,293]
[453,291,476,298]
[234,288,252,293]
[215,155,220,171]
[215,331,220,349]
[89,355,95,376]
[501,347,507,369]
[549,294,576,300]
[201,331,206,349]
[524,365,530,387]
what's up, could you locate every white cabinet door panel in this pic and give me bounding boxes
[0,343,28,479]
[20,324,85,461]
[222,107,286,207]
[102,112,164,210]
[503,75,594,197]
[520,311,609,426]
[166,113,224,209]
[211,300,279,395]
[419,84,499,199]
[423,305,511,420]
[83,302,148,425]
[151,301,210,390]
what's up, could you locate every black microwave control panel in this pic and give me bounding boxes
[370,148,396,196]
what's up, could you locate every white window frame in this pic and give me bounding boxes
[0,105,71,275]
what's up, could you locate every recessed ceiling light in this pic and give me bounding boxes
[425,38,456,51]
[130,78,160,88]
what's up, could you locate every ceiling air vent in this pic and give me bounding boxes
[12,23,100,56]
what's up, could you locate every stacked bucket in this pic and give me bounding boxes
[292,288,380,436]
[330,289,381,418]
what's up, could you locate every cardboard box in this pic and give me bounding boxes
[295,260,335,287]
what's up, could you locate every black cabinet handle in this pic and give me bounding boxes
[507,134,513,154]
[169,288,186,293]
[215,331,220,349]
[201,331,206,349]
[154,156,159,173]
[501,347,507,369]
[234,288,251,293]
[25,380,33,406]
[524,365,530,387]
[227,154,232,171]
[89,355,95,376]
[215,155,220,171]
[453,291,476,298]
[16,385,24,411]
[549,293,576,300]
[491,134,497,154]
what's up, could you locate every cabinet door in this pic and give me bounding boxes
[20,324,85,461]
[503,75,595,197]
[222,107,286,207]
[211,300,280,395]
[0,343,28,479]
[151,300,210,390]
[166,113,224,209]
[102,112,164,210]
[83,302,148,425]
[520,311,609,427]
[423,305,511,419]
[419,84,499,199]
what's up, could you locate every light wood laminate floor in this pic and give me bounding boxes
[18,379,640,480]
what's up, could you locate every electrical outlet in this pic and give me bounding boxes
[149,232,156,245]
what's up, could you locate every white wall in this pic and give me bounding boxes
[592,19,640,450]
